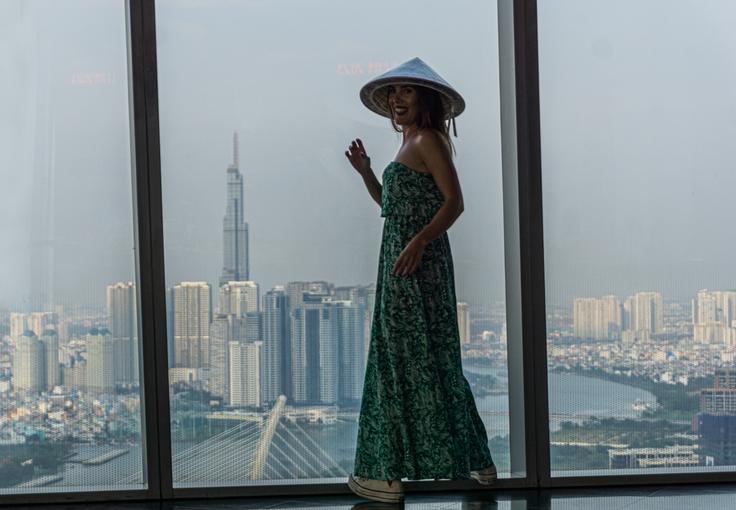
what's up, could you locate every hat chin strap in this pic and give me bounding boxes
[448,106,458,137]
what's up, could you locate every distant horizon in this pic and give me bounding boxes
[5,280,736,315]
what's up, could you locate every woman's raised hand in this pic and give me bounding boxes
[345,138,371,175]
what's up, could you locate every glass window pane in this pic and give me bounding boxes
[156,0,516,486]
[540,0,736,476]
[0,0,146,493]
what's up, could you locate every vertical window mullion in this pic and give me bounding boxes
[128,0,173,499]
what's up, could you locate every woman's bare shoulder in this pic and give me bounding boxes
[413,128,451,157]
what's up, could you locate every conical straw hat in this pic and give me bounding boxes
[359,57,465,122]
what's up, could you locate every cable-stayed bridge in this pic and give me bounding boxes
[121,395,349,485]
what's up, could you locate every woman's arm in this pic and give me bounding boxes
[346,138,382,207]
[360,168,383,207]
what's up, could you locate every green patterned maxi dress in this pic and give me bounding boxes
[352,160,496,481]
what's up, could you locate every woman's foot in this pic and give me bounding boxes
[469,464,497,485]
[347,473,404,503]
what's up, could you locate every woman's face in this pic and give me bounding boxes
[387,84,418,126]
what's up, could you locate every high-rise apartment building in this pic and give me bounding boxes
[13,331,45,392]
[262,286,290,404]
[244,311,262,342]
[218,280,259,315]
[286,281,333,316]
[107,281,139,384]
[10,313,29,342]
[573,295,622,340]
[334,284,375,361]
[334,299,366,402]
[86,327,116,394]
[622,292,663,343]
[39,329,60,389]
[29,311,58,337]
[457,302,471,345]
[209,313,248,403]
[173,282,211,369]
[291,293,338,405]
[229,340,262,407]
[692,290,736,344]
[698,367,736,465]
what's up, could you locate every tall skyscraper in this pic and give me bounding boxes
[166,287,175,369]
[334,299,366,402]
[13,331,45,392]
[622,291,663,343]
[10,313,29,342]
[209,316,229,402]
[286,281,333,316]
[209,313,247,403]
[39,329,60,390]
[574,298,600,340]
[62,358,86,391]
[262,286,290,404]
[220,132,250,286]
[457,302,471,345]
[107,282,139,384]
[86,327,116,394]
[698,367,736,466]
[574,295,622,340]
[28,311,58,336]
[291,293,338,404]
[599,295,622,339]
[693,290,736,344]
[332,283,374,361]
[173,282,211,369]
[218,280,259,315]
[229,340,263,407]
[696,290,718,324]
[362,284,376,361]
[244,311,262,342]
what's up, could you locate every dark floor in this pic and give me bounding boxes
[6,484,736,510]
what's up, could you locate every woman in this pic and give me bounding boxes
[344,57,497,504]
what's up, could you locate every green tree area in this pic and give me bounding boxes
[0,442,70,488]
[550,418,693,470]
[546,366,713,470]
[551,444,609,470]
[550,418,694,470]
[553,417,692,447]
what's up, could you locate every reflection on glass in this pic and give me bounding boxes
[156,0,510,486]
[0,1,145,494]
[540,0,736,475]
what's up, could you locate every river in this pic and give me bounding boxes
[33,370,656,489]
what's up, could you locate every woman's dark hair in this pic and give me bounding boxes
[388,85,456,156]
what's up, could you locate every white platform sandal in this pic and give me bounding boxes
[469,464,498,485]
[347,473,404,503]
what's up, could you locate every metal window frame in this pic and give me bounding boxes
[514,0,736,492]
[499,0,550,490]
[4,0,736,506]
[0,1,165,506]
[163,0,539,498]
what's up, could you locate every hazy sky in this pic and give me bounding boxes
[1,0,134,311]
[538,0,736,304]
[2,0,735,313]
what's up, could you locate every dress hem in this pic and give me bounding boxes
[353,462,496,482]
